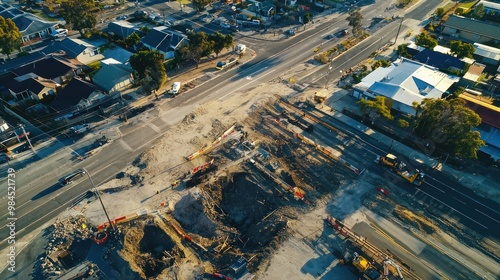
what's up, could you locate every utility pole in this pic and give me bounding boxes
[83,168,116,231]
[394,16,404,45]
[19,124,35,153]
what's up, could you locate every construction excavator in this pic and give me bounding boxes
[344,252,404,280]
[352,252,382,280]
[378,154,425,186]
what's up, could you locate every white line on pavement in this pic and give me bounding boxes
[475,209,500,224]
[418,189,488,229]
[426,176,500,216]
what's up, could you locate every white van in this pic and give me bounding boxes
[51,28,68,38]
[170,82,181,95]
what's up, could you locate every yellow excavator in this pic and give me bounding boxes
[378,154,425,186]
[352,252,382,280]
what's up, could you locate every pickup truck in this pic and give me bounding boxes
[216,58,238,70]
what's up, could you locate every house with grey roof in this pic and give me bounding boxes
[50,77,107,113]
[107,20,144,39]
[141,26,188,60]
[353,59,460,116]
[92,58,134,94]
[4,73,60,101]
[0,3,58,44]
[102,46,133,64]
[42,38,104,65]
[11,55,82,84]
[442,15,500,43]
[473,43,500,66]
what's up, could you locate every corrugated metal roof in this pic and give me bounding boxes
[474,43,500,61]
[360,59,459,107]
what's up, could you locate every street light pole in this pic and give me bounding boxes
[19,124,35,154]
[83,167,115,231]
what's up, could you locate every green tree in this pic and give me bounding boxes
[413,98,484,159]
[398,119,409,128]
[435,8,445,19]
[208,32,232,57]
[223,34,234,50]
[124,32,140,48]
[0,16,22,59]
[304,12,312,24]
[347,7,363,35]
[449,40,475,59]
[129,50,167,90]
[473,3,485,19]
[372,59,391,70]
[451,86,465,98]
[415,32,438,49]
[59,0,97,36]
[179,31,214,67]
[358,96,394,121]
[396,43,412,59]
[192,0,211,12]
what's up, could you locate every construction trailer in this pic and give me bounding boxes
[378,154,425,186]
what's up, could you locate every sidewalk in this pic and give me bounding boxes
[321,89,500,203]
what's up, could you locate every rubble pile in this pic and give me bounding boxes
[37,216,93,278]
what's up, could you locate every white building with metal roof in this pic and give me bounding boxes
[353,59,460,116]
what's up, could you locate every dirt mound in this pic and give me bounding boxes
[173,194,218,237]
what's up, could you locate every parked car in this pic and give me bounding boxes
[61,169,86,185]
[116,15,128,20]
[287,29,295,36]
[69,124,89,135]
[51,28,68,38]
[170,82,181,95]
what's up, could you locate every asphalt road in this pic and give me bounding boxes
[1,0,498,278]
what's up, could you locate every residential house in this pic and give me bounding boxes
[42,38,104,65]
[442,15,500,43]
[0,3,58,44]
[246,0,275,18]
[473,43,500,66]
[141,26,188,60]
[461,63,486,87]
[102,46,133,64]
[11,55,82,84]
[459,93,500,162]
[107,20,144,39]
[0,51,46,75]
[92,58,133,94]
[50,77,107,113]
[353,59,460,116]
[4,73,59,101]
[479,0,500,17]
[413,48,466,73]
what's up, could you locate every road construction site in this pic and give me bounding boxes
[24,81,500,280]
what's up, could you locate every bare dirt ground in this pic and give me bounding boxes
[31,79,500,279]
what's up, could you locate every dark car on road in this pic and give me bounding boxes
[61,169,86,185]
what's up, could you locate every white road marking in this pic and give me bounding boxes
[427,183,445,193]
[118,139,134,152]
[475,209,500,224]
[453,197,466,205]
[418,189,488,229]
[426,176,500,216]
[218,69,276,100]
